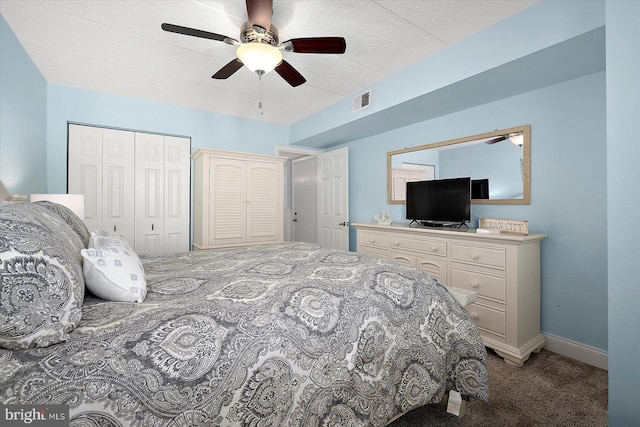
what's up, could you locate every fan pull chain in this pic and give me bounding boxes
[258,73,264,119]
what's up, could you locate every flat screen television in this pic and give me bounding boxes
[472,178,489,199]
[405,177,471,227]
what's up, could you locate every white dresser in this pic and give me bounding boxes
[353,223,546,366]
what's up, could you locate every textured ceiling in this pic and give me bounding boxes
[0,0,536,125]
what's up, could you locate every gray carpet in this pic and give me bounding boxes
[389,349,608,426]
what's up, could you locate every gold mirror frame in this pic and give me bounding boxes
[387,125,530,205]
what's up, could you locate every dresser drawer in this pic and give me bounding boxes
[389,236,446,257]
[360,246,388,261]
[389,251,416,268]
[359,232,389,250]
[466,302,505,337]
[450,267,505,302]
[450,243,505,269]
[417,256,446,283]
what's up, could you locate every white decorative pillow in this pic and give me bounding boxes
[81,231,147,303]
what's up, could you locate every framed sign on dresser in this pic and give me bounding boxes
[353,223,546,366]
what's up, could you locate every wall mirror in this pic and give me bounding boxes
[388,125,530,205]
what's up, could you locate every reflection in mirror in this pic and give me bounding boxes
[388,125,530,205]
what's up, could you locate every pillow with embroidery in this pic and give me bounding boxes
[81,231,146,303]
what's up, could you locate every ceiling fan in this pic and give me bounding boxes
[485,132,524,146]
[161,0,346,87]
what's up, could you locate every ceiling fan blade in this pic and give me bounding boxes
[275,60,306,87]
[212,59,244,79]
[246,0,273,31]
[162,23,235,43]
[485,136,507,145]
[285,37,347,54]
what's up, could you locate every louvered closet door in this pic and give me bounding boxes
[247,161,281,242]
[209,157,247,245]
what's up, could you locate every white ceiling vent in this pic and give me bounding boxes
[353,90,372,112]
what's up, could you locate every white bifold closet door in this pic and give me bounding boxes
[68,124,190,255]
[68,125,135,245]
[134,133,190,255]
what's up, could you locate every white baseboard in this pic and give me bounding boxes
[542,333,608,370]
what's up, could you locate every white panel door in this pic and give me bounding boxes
[164,136,190,253]
[102,128,135,245]
[68,124,103,233]
[134,133,165,255]
[210,157,247,245]
[317,147,349,251]
[247,161,281,242]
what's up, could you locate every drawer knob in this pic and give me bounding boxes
[393,241,400,246]
[469,253,479,260]
[470,280,479,288]
[430,245,438,252]
[369,238,375,243]
[470,312,479,320]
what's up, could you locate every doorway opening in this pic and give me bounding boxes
[276,146,321,243]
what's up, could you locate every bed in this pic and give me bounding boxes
[0,202,488,426]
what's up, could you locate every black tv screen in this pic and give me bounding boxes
[406,177,471,225]
[472,178,490,199]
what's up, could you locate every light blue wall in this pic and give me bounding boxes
[606,1,640,424]
[0,15,47,195]
[346,71,607,351]
[46,84,288,193]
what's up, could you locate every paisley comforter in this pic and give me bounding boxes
[1,242,488,426]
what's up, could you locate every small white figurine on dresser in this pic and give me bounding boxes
[374,211,393,226]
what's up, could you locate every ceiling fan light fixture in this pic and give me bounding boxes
[236,43,282,75]
[509,133,524,146]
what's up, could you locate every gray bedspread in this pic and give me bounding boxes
[1,242,488,426]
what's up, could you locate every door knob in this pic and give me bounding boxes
[338,221,350,226]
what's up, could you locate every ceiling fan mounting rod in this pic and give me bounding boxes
[241,22,279,45]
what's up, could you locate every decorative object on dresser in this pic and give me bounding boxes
[192,148,286,249]
[374,211,393,225]
[479,217,529,235]
[354,222,546,366]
